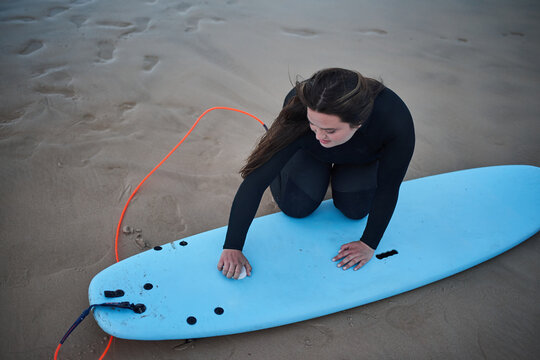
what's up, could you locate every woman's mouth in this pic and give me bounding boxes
[320,139,331,145]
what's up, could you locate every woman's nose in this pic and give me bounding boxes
[315,130,326,140]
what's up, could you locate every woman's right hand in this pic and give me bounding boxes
[217,249,252,279]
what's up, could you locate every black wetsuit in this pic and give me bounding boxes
[224,86,415,250]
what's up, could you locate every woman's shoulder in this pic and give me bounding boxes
[366,87,413,133]
[362,86,414,140]
[373,87,411,116]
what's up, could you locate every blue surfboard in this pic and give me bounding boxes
[88,165,540,340]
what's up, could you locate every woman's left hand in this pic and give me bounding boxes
[332,240,374,271]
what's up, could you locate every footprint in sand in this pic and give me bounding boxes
[502,31,525,37]
[147,195,188,233]
[357,28,388,35]
[184,15,225,32]
[281,27,318,37]
[33,69,76,97]
[2,16,37,22]
[32,64,67,78]
[0,108,25,125]
[96,20,133,28]
[47,6,69,17]
[96,18,150,37]
[119,102,137,113]
[18,39,44,55]
[301,324,334,349]
[143,55,159,71]
[33,84,75,97]
[69,14,88,27]
[83,116,112,131]
[121,17,150,37]
[82,113,95,122]
[96,40,115,62]
[176,2,193,13]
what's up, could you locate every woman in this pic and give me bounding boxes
[217,68,415,279]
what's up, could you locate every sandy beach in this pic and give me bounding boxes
[1,0,539,359]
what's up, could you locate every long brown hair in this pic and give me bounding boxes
[240,68,384,178]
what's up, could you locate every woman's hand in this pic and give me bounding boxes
[332,240,374,271]
[217,249,252,279]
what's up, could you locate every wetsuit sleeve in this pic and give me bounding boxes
[223,140,303,250]
[223,87,301,250]
[360,100,415,249]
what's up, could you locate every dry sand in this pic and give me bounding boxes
[1,0,539,359]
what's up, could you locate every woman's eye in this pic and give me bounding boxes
[326,130,335,134]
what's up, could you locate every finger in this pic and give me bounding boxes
[222,262,229,276]
[338,259,349,268]
[227,264,238,279]
[336,253,354,267]
[338,244,350,253]
[222,261,234,277]
[354,260,367,271]
[233,265,242,280]
[333,249,351,262]
[341,256,360,270]
[345,258,361,270]
[217,259,224,271]
[245,262,252,276]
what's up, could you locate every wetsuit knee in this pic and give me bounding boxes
[332,190,374,220]
[277,187,320,218]
[281,202,318,218]
[336,203,369,220]
[270,152,329,219]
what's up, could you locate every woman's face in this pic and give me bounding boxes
[307,108,359,148]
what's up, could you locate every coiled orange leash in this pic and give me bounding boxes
[54,107,267,359]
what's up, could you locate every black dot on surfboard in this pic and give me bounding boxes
[153,246,162,251]
[133,304,146,314]
[214,307,224,315]
[179,241,188,246]
[143,283,153,290]
[187,316,197,325]
[104,289,124,298]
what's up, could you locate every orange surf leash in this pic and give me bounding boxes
[54,107,267,359]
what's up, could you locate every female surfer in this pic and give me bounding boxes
[217,68,415,279]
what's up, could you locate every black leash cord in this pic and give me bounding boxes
[58,302,145,345]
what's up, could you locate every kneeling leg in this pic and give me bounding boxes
[270,150,331,218]
[331,162,378,220]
